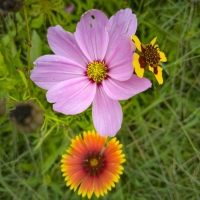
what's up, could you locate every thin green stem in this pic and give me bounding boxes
[23,5,31,97]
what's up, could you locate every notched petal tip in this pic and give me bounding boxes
[47,25,62,38]
[159,51,167,62]
[150,37,157,45]
[132,35,141,52]
[155,66,163,85]
[149,66,163,85]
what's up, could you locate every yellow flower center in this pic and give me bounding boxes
[86,61,107,83]
[90,158,98,166]
[143,44,160,67]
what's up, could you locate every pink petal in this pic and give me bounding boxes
[107,8,137,47]
[47,25,88,66]
[46,77,96,115]
[92,85,122,137]
[74,9,109,62]
[103,75,152,100]
[31,55,85,90]
[105,34,134,81]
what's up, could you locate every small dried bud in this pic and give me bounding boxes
[10,101,44,133]
[0,98,6,116]
[0,0,24,16]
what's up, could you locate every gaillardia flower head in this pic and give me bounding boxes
[132,35,167,84]
[31,9,152,137]
[61,130,125,199]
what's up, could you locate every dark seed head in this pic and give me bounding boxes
[0,0,24,14]
[10,101,44,133]
[10,104,32,125]
[83,152,105,176]
[144,44,160,67]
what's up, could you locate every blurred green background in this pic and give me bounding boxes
[0,0,200,199]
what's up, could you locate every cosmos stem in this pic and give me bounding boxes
[23,5,31,96]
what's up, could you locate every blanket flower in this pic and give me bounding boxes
[61,130,126,199]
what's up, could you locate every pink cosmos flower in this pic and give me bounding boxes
[30,8,152,137]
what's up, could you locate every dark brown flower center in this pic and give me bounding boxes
[83,152,105,176]
[143,44,160,67]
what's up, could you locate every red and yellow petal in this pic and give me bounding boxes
[103,138,120,156]
[105,152,126,164]
[133,53,145,78]
[84,130,106,152]
[78,176,93,198]
[67,148,86,158]
[99,170,117,190]
[93,176,107,197]
[78,174,110,199]
[67,171,87,191]
[61,154,82,165]
[132,35,142,52]
[103,138,126,164]
[70,135,88,153]
[104,163,124,175]
[149,66,163,85]
[61,164,83,175]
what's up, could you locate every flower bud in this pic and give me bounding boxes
[10,101,44,133]
[0,0,24,16]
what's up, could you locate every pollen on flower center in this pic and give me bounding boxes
[83,152,105,176]
[90,158,98,166]
[86,61,107,83]
[144,44,160,67]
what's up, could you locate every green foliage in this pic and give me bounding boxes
[0,0,200,199]
[0,52,8,79]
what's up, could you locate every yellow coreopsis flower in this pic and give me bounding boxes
[132,35,167,84]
